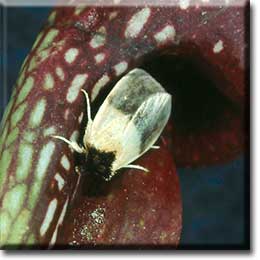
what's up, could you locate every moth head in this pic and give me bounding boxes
[85,147,116,181]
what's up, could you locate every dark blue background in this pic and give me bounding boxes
[0,7,249,248]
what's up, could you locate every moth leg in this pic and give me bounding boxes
[81,89,93,125]
[151,145,160,149]
[122,164,149,172]
[52,135,85,153]
[71,166,82,202]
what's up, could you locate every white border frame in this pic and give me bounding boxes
[0,0,256,258]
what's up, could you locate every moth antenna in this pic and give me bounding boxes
[52,135,85,153]
[151,145,160,149]
[81,89,92,124]
[121,164,149,172]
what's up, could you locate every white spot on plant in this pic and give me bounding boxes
[65,48,79,64]
[95,53,106,64]
[113,61,128,76]
[16,144,33,181]
[91,74,110,101]
[125,8,151,38]
[49,197,69,248]
[2,184,27,219]
[29,98,46,128]
[23,131,36,143]
[70,130,79,142]
[44,73,54,90]
[40,198,58,237]
[16,76,34,105]
[66,74,88,103]
[38,29,59,53]
[54,173,65,191]
[5,127,18,147]
[56,66,65,81]
[43,126,56,137]
[28,142,55,210]
[90,26,106,49]
[154,25,176,44]
[213,40,224,53]
[11,103,28,127]
[61,155,70,171]
[6,209,31,244]
[36,142,55,181]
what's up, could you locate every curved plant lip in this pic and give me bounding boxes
[57,138,182,248]
[0,3,247,248]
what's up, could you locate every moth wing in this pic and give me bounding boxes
[86,108,130,156]
[112,92,171,171]
[85,68,169,156]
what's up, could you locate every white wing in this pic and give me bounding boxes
[112,92,171,171]
[85,68,171,171]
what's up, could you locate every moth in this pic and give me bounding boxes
[54,68,171,181]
